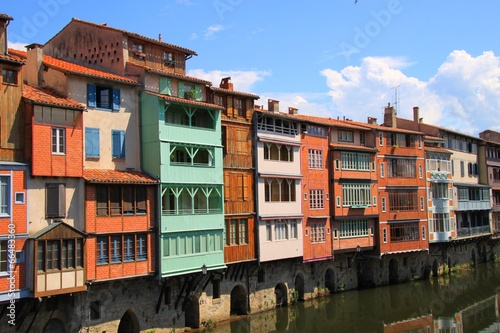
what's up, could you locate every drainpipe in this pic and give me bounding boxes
[5,18,11,55]
[252,112,261,266]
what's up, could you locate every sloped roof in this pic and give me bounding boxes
[0,52,25,65]
[330,143,378,152]
[9,49,138,84]
[23,84,85,110]
[210,86,260,99]
[30,221,86,240]
[129,62,211,85]
[49,18,197,56]
[83,169,157,184]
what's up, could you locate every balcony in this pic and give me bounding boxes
[457,225,491,238]
[456,200,491,211]
[492,204,500,212]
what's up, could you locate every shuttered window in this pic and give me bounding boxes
[46,183,65,218]
[85,127,100,158]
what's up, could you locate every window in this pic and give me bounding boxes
[341,152,370,170]
[422,226,426,240]
[164,51,174,66]
[309,189,324,209]
[52,128,65,154]
[226,219,248,245]
[381,197,386,212]
[256,114,298,135]
[265,221,271,241]
[87,83,120,111]
[265,219,299,241]
[235,99,244,117]
[215,95,225,107]
[112,130,125,158]
[0,240,7,273]
[308,150,323,169]
[264,143,294,162]
[380,163,385,178]
[340,219,368,238]
[431,213,451,232]
[388,190,417,211]
[275,221,288,240]
[383,228,387,243]
[85,127,100,158]
[37,239,83,271]
[96,185,147,216]
[264,178,296,202]
[379,132,384,146]
[460,161,465,177]
[342,183,371,207]
[390,222,419,242]
[306,125,327,137]
[162,184,222,215]
[46,183,65,218]
[310,223,325,243]
[170,144,214,167]
[132,43,143,53]
[419,165,423,178]
[360,132,365,144]
[388,159,416,178]
[2,69,17,84]
[420,196,424,210]
[0,176,10,216]
[97,234,147,264]
[338,130,354,142]
[388,133,415,148]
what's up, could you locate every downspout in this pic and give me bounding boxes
[5,18,11,55]
[252,112,261,266]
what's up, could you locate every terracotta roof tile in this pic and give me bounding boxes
[0,52,25,65]
[424,146,452,154]
[23,84,85,110]
[144,91,225,110]
[9,48,137,84]
[83,169,158,184]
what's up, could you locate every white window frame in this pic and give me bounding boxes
[52,127,65,154]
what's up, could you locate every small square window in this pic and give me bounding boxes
[2,69,17,84]
[15,192,24,204]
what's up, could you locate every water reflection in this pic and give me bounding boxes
[212,262,500,333]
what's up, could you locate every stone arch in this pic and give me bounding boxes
[117,309,140,333]
[45,318,66,333]
[389,258,399,284]
[325,268,335,294]
[185,295,200,328]
[432,259,438,277]
[275,283,288,307]
[230,284,248,316]
[294,273,305,301]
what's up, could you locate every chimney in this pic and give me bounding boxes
[158,34,162,42]
[219,77,233,91]
[0,14,14,55]
[367,117,377,125]
[26,43,44,87]
[383,103,396,128]
[268,99,279,113]
[288,107,298,115]
[413,106,420,123]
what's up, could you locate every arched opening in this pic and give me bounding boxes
[432,259,438,277]
[117,309,140,333]
[45,318,66,333]
[294,273,305,302]
[275,283,288,307]
[230,285,247,316]
[185,295,200,328]
[389,258,399,284]
[325,268,335,294]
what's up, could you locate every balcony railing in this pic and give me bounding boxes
[162,208,223,215]
[456,200,491,211]
[426,159,452,173]
[457,225,491,238]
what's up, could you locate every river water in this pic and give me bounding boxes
[209,261,500,333]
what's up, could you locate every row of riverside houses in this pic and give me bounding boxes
[1,13,500,332]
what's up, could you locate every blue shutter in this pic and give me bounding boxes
[85,128,100,158]
[112,88,121,111]
[87,83,96,107]
[159,77,172,95]
[112,130,125,158]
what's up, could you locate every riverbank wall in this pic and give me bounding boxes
[1,237,499,333]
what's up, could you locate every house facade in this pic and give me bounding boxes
[254,100,303,262]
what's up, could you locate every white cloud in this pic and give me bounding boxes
[187,69,271,93]
[8,41,27,51]
[321,51,500,135]
[203,25,227,40]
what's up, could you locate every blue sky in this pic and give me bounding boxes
[4,0,500,135]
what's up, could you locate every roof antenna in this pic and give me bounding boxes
[392,85,400,114]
